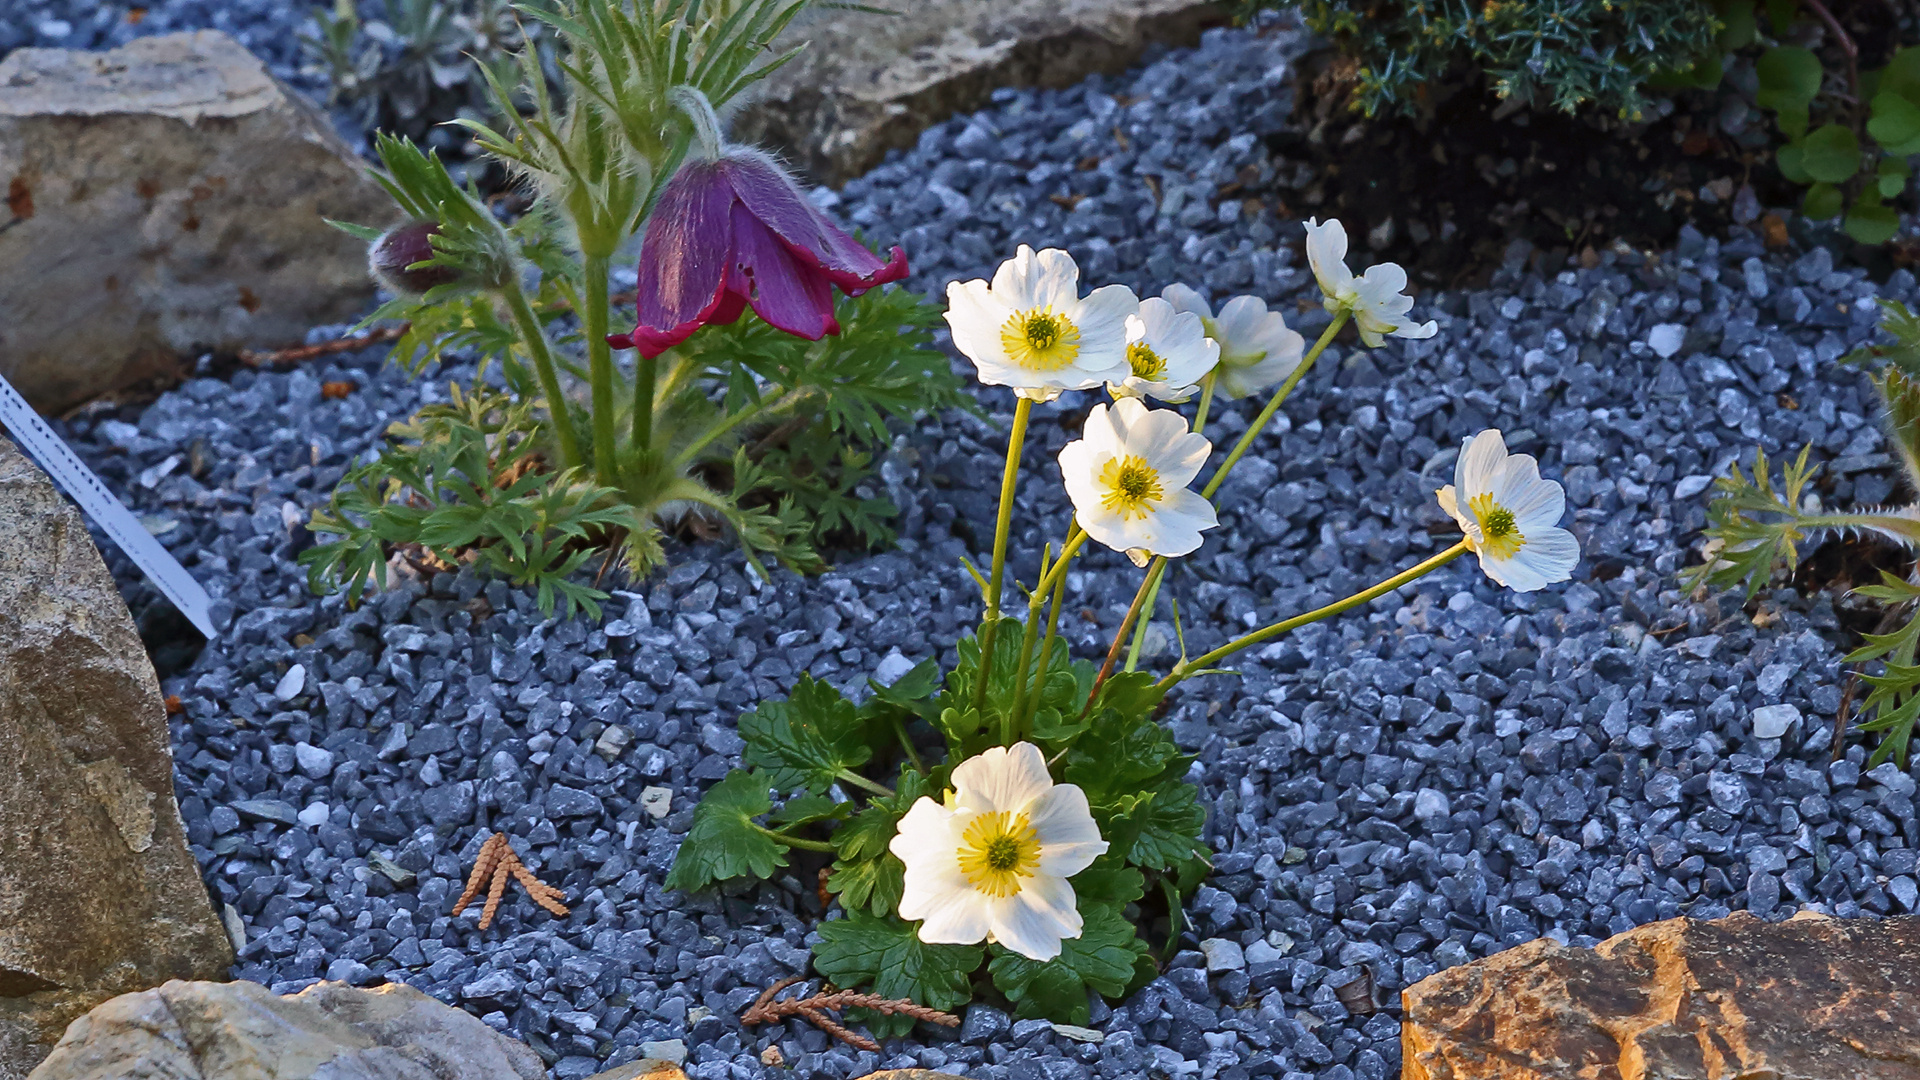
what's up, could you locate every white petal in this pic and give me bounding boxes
[990,245,1043,310]
[1392,317,1438,340]
[1160,282,1213,321]
[1303,218,1353,301]
[952,742,1054,815]
[989,875,1082,961]
[1435,485,1469,532]
[890,797,958,868]
[1491,456,1565,531]
[1454,430,1509,496]
[1071,284,1142,374]
[945,280,1013,371]
[909,886,994,945]
[1138,422,1212,491]
[1029,248,1085,312]
[1026,785,1108,878]
[1058,439,1108,520]
[1507,526,1580,590]
[1353,261,1411,309]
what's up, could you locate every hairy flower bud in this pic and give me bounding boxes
[368,221,462,296]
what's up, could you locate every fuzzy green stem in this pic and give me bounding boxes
[500,276,583,471]
[892,716,926,773]
[973,396,1035,711]
[583,254,619,482]
[751,822,837,853]
[673,388,809,468]
[1156,541,1470,694]
[633,354,659,455]
[1201,311,1347,500]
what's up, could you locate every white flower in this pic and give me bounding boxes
[1436,430,1580,592]
[1303,218,1437,348]
[1160,285,1304,400]
[1058,397,1218,567]
[1110,297,1219,402]
[945,246,1138,400]
[890,743,1108,961]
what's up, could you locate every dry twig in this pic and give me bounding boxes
[740,976,960,1052]
[451,832,570,929]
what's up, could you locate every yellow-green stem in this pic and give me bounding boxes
[1155,540,1469,694]
[632,353,659,454]
[584,253,618,482]
[1190,370,1218,434]
[1010,527,1086,736]
[750,822,837,853]
[1201,311,1347,500]
[500,277,583,471]
[1124,562,1169,673]
[973,396,1034,711]
[1027,527,1081,731]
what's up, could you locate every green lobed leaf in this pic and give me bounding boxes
[665,769,787,891]
[826,769,930,918]
[812,909,982,1037]
[1847,202,1901,245]
[1870,92,1920,150]
[1803,181,1844,221]
[987,903,1150,1025]
[738,674,872,794]
[1756,46,1823,113]
[1801,126,1862,184]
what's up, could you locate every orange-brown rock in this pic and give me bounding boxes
[1402,911,1920,1080]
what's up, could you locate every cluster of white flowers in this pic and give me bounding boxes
[904,222,1576,963]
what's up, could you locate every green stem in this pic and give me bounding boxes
[584,253,617,483]
[891,717,926,773]
[1008,528,1087,741]
[1156,540,1470,694]
[1028,528,1080,731]
[835,768,895,798]
[1190,370,1218,434]
[972,396,1035,711]
[1088,555,1165,710]
[499,277,583,471]
[632,354,659,455]
[1124,563,1169,673]
[751,822,837,853]
[1200,310,1347,500]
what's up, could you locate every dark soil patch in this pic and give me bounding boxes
[1263,52,1812,288]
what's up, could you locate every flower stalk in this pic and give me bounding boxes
[499,275,585,471]
[973,396,1034,711]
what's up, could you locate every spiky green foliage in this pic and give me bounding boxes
[1694,299,1920,764]
[1262,0,1725,119]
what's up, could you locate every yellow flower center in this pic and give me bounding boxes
[956,811,1041,899]
[1001,309,1082,372]
[1127,341,1166,380]
[1468,492,1525,559]
[1099,455,1163,520]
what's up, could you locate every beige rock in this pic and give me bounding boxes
[0,31,390,413]
[733,0,1224,185]
[0,436,232,1080]
[27,980,546,1080]
[1402,911,1920,1080]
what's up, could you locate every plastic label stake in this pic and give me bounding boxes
[0,372,215,639]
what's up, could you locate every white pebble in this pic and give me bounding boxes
[641,786,673,819]
[1751,703,1800,740]
[1673,474,1713,500]
[640,1040,688,1065]
[1647,323,1686,358]
[1199,938,1245,972]
[872,648,917,687]
[273,663,306,701]
[297,802,330,828]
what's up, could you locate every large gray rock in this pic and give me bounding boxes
[0,436,232,1080]
[27,980,546,1080]
[0,31,389,413]
[733,0,1223,185]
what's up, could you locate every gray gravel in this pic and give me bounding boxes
[33,10,1920,1080]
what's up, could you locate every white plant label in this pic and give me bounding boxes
[0,373,216,639]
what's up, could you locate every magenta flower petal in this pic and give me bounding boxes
[612,148,907,357]
[631,161,736,356]
[727,204,838,339]
[723,154,910,292]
